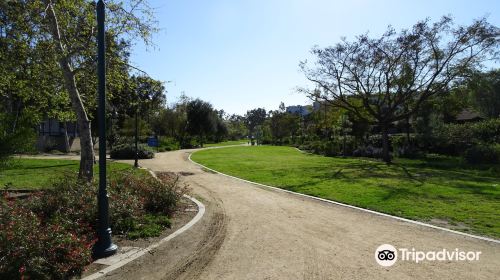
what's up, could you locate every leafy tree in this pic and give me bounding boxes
[245,108,267,139]
[300,17,499,162]
[186,99,216,147]
[129,75,165,120]
[269,111,300,144]
[467,69,500,118]
[120,117,151,138]
[12,0,158,181]
[0,1,67,160]
[226,114,247,140]
[214,117,229,143]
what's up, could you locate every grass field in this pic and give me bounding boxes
[0,158,143,189]
[204,140,247,147]
[191,146,500,238]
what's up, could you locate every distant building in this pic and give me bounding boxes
[36,119,80,152]
[455,108,484,123]
[286,105,312,117]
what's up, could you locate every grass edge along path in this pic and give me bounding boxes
[191,146,500,239]
[204,140,247,147]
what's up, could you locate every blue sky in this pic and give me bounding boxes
[130,0,499,115]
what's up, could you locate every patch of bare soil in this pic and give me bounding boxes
[162,183,227,280]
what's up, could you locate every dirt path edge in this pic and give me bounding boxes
[188,151,500,245]
[81,194,206,280]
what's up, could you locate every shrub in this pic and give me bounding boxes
[352,146,384,158]
[298,143,309,150]
[115,172,187,216]
[179,137,197,149]
[431,119,500,155]
[0,170,186,279]
[298,137,355,157]
[367,134,384,147]
[395,145,421,159]
[470,118,500,144]
[464,145,499,164]
[27,177,97,238]
[158,137,179,152]
[110,143,154,159]
[0,199,93,280]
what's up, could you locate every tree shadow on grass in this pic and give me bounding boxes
[450,183,500,198]
[299,161,499,199]
[19,163,76,170]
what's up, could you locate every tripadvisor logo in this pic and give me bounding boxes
[375,244,481,267]
[375,244,397,267]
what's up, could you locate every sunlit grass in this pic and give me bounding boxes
[0,158,145,189]
[191,146,500,238]
[204,140,247,147]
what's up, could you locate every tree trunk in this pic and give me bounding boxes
[342,131,347,157]
[46,2,94,181]
[63,122,70,153]
[406,114,411,146]
[381,122,391,163]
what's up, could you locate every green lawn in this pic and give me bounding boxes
[0,158,143,190]
[204,140,247,147]
[191,146,500,239]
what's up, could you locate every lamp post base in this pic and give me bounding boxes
[93,241,118,259]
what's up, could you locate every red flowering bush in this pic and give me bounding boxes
[0,170,187,279]
[0,199,93,279]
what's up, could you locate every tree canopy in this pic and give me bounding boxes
[300,16,499,162]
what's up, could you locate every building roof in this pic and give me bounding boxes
[455,109,483,121]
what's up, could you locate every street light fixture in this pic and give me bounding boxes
[93,0,118,258]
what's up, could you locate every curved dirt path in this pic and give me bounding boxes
[105,149,498,279]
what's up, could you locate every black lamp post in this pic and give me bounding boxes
[134,96,139,168]
[93,0,117,258]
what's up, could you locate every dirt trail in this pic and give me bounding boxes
[104,149,499,280]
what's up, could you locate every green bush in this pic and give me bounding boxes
[158,137,179,152]
[298,137,356,157]
[110,143,154,159]
[352,146,384,158]
[432,119,500,155]
[0,126,37,169]
[0,170,187,279]
[464,145,499,164]
[114,172,187,216]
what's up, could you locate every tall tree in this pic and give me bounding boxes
[245,108,267,138]
[300,16,499,162]
[227,114,247,140]
[186,99,217,147]
[269,110,299,144]
[0,1,69,160]
[26,0,157,180]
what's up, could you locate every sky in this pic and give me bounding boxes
[130,0,500,115]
